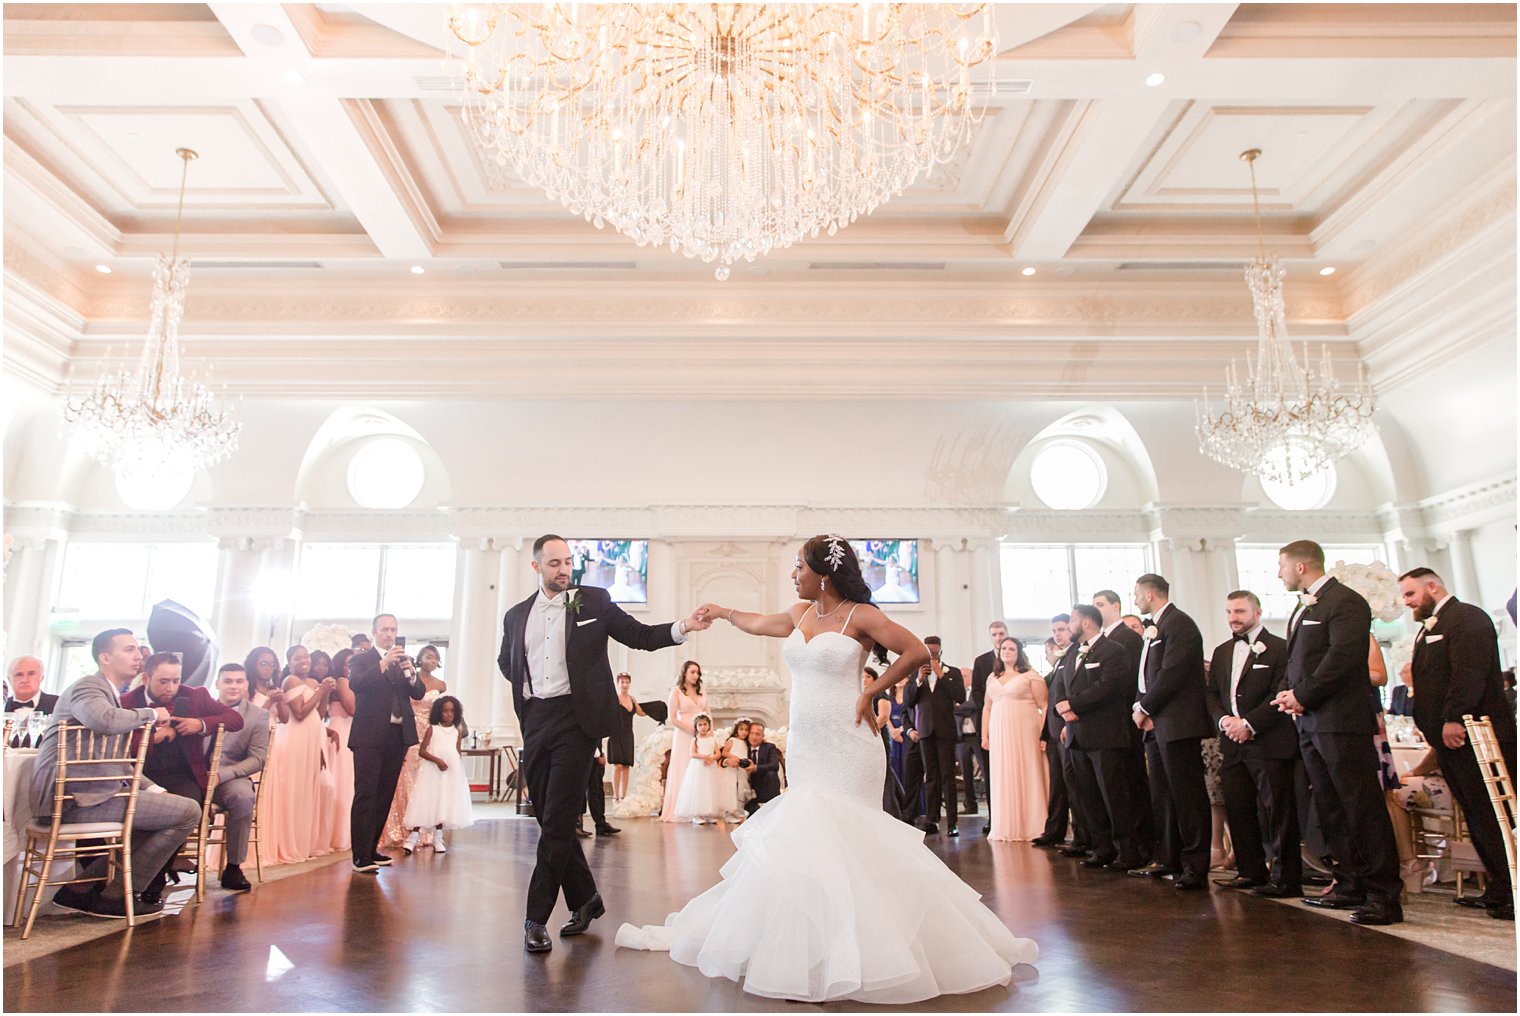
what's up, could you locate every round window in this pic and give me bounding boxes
[1030,441,1106,510]
[1260,445,1336,511]
[114,442,194,510]
[346,438,425,510]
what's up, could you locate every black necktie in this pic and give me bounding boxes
[5,699,37,712]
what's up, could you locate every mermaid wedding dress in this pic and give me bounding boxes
[616,610,1038,1003]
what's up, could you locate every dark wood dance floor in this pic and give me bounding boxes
[5,815,1516,1012]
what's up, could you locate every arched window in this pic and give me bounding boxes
[1029,440,1107,510]
[345,437,426,510]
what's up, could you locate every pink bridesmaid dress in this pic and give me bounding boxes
[985,671,1049,842]
[326,698,355,852]
[269,683,326,863]
[660,689,708,822]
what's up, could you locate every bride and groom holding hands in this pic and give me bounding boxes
[498,533,1037,1004]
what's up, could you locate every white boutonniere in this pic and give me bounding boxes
[1250,641,1266,656]
[1143,625,1159,641]
[1298,593,1318,608]
[1077,643,1091,658]
[565,588,583,616]
[1421,616,1438,632]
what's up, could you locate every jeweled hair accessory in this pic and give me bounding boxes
[824,535,847,572]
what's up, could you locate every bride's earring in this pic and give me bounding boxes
[820,578,827,593]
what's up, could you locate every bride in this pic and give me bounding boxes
[615,536,1038,1003]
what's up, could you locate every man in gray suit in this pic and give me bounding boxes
[30,628,200,919]
[210,662,268,892]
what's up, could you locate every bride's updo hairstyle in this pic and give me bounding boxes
[802,535,890,665]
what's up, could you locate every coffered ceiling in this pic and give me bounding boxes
[2,3,1515,399]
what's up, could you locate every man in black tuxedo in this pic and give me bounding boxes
[348,613,427,874]
[1130,574,1213,890]
[499,535,709,953]
[1205,591,1301,896]
[1044,618,1088,853]
[965,622,1006,818]
[900,636,964,836]
[744,722,783,814]
[1272,540,1402,925]
[1055,605,1142,870]
[1400,567,1516,920]
[5,656,59,716]
[1093,590,1153,864]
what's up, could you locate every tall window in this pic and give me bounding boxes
[294,543,456,621]
[55,541,219,621]
[1235,543,1388,619]
[1000,543,1152,620]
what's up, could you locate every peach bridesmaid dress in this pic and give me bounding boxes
[985,671,1049,842]
[269,683,326,863]
[326,698,355,852]
[660,688,708,822]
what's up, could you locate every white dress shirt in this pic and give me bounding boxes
[1289,573,1332,633]
[1224,623,1266,731]
[524,588,688,700]
[1137,601,1171,700]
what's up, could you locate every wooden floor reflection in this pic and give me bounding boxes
[5,815,1516,1012]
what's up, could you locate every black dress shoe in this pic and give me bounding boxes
[1030,835,1058,847]
[1104,860,1133,872]
[1129,863,1178,879]
[139,873,167,907]
[1301,871,1333,887]
[52,885,111,918]
[220,864,252,892]
[1349,898,1403,925]
[575,825,592,838]
[1080,855,1116,869]
[984,824,992,836]
[1058,846,1089,858]
[1301,892,1364,910]
[1486,904,1514,921]
[596,824,621,836]
[916,821,939,835]
[1173,873,1206,891]
[524,921,552,953]
[1253,883,1303,899]
[1454,896,1491,909]
[372,852,393,866]
[1213,876,1264,890]
[946,827,959,838]
[559,893,606,937]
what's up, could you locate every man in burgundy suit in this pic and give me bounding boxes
[123,651,244,902]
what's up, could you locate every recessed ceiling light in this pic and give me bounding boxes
[1054,266,1075,278]
[410,265,425,275]
[1145,72,1166,87]
[1319,266,1336,276]
[1021,266,1037,277]
[1167,21,1202,43]
[284,69,305,85]
[252,23,285,47]
[95,264,113,274]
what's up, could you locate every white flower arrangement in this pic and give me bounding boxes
[1327,559,1403,623]
[300,622,359,658]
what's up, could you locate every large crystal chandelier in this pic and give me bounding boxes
[1196,148,1377,486]
[65,148,241,489]
[448,3,997,278]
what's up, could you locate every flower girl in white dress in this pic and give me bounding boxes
[403,696,473,852]
[673,714,724,824]
[717,718,752,821]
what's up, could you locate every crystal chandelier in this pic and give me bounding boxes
[448,3,997,279]
[65,148,241,489]
[1195,148,1377,486]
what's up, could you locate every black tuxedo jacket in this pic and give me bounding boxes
[1138,603,1213,743]
[348,648,428,749]
[1285,577,1376,735]
[1063,637,1137,751]
[1045,646,1077,740]
[1099,624,1143,685]
[1205,630,1297,759]
[1411,598,1515,747]
[965,650,996,738]
[748,741,783,802]
[498,585,680,740]
[6,691,59,714]
[901,665,964,739]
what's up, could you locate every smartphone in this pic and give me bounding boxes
[171,697,191,718]
[395,636,407,650]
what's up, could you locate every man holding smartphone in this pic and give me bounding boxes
[348,613,427,873]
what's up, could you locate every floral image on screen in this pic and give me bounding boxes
[848,540,919,604]
[568,539,649,603]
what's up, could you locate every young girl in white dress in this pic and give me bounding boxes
[674,713,724,824]
[717,718,752,821]
[402,696,474,852]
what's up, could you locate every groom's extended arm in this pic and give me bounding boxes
[600,594,687,652]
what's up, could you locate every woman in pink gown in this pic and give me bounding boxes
[269,645,337,864]
[324,649,356,853]
[245,647,284,870]
[981,638,1049,842]
[660,661,708,822]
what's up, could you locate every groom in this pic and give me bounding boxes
[499,535,710,953]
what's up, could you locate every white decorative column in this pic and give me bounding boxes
[1447,529,1480,603]
[210,537,264,661]
[1149,506,1247,648]
[2,535,63,662]
[448,537,501,746]
[968,540,996,644]
[491,539,528,744]
[933,540,965,654]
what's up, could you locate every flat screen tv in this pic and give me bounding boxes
[849,539,920,604]
[568,539,649,603]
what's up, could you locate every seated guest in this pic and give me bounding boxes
[122,652,245,902]
[29,629,200,919]
[209,663,269,892]
[6,655,59,716]
[744,722,783,815]
[1388,663,1415,717]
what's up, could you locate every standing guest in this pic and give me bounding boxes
[660,661,708,822]
[1400,567,1516,920]
[868,671,904,818]
[1388,664,1415,717]
[1121,615,1145,637]
[1093,590,1153,866]
[743,721,783,815]
[269,645,336,864]
[1204,591,1300,897]
[243,646,283,869]
[577,743,618,838]
[351,633,373,653]
[497,535,708,954]
[310,650,333,682]
[608,674,644,801]
[326,648,357,852]
[122,651,245,903]
[1272,541,1403,925]
[1044,618,1088,854]
[209,663,268,892]
[6,656,58,716]
[900,636,965,836]
[31,629,199,920]
[1130,574,1213,890]
[674,713,724,824]
[244,647,282,709]
[404,695,474,854]
[965,621,1007,816]
[898,670,925,824]
[884,679,908,795]
[718,717,753,821]
[390,644,446,854]
[1056,605,1143,872]
[349,614,427,874]
[982,637,1048,841]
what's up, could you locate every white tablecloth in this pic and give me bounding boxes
[4,749,39,864]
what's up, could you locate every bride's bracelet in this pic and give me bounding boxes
[724,609,736,622]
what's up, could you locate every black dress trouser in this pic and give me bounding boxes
[522,696,597,924]
[351,724,408,865]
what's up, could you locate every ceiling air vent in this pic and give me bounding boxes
[193,260,324,269]
[809,261,946,271]
[415,76,457,94]
[497,261,638,270]
[1116,261,1244,271]
[974,78,1034,95]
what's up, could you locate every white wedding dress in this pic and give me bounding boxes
[616,612,1038,1003]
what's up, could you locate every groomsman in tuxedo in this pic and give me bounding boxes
[5,656,58,716]
[1130,574,1213,890]
[900,636,964,836]
[348,614,426,874]
[1272,540,1402,925]
[965,622,1006,817]
[1400,567,1516,920]
[499,535,710,953]
[1044,617,1087,853]
[1204,591,1301,897]
[1093,590,1153,864]
[1056,605,1142,870]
